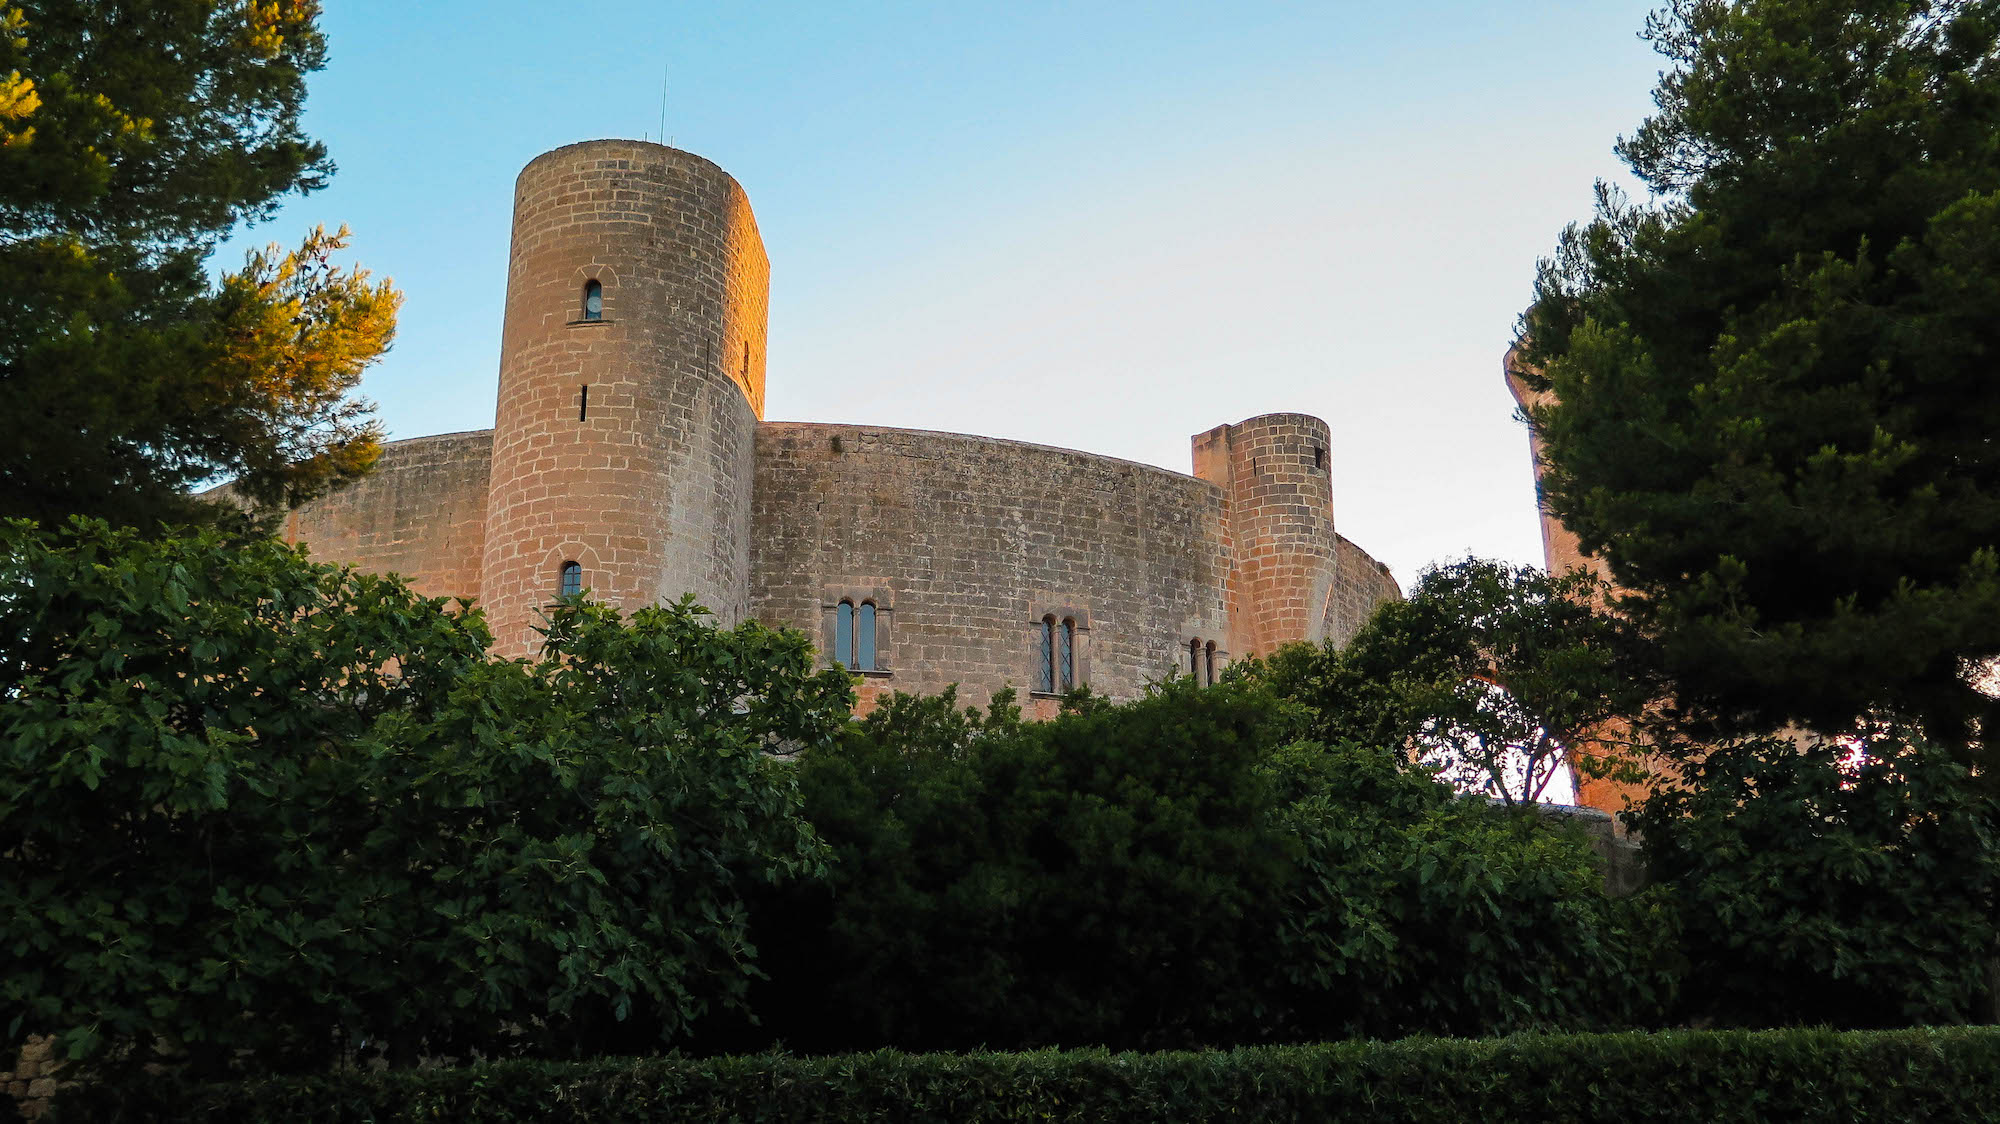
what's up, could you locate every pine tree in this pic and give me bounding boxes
[1520,0,2000,749]
[0,1,397,527]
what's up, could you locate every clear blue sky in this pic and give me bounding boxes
[231,0,1664,585]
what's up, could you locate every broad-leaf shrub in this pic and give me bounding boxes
[741,680,1663,1053]
[749,680,1295,1052]
[1270,741,1673,1038]
[1631,729,2000,1028]
[0,519,850,1076]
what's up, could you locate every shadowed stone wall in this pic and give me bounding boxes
[277,430,492,603]
[1329,532,1400,646]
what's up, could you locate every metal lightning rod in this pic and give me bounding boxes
[659,66,669,147]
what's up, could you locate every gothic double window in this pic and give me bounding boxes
[1188,638,1217,685]
[834,599,878,671]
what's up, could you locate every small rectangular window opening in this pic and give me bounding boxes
[579,384,589,421]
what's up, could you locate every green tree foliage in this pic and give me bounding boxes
[1230,558,1650,804]
[1631,729,2000,1028]
[741,679,1662,1054]
[1269,741,1673,1038]
[750,680,1296,1052]
[0,1,397,527]
[1518,0,2000,746]
[0,520,849,1077]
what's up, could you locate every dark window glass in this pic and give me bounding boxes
[1059,619,1075,691]
[1205,641,1217,686]
[1190,639,1201,677]
[583,280,604,321]
[857,602,877,671]
[1038,617,1055,693]
[559,561,582,598]
[834,600,854,668]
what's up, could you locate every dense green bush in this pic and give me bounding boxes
[746,680,1296,1052]
[1632,729,2000,1028]
[736,680,1664,1053]
[49,1028,2000,1123]
[0,519,853,1077]
[1269,741,1674,1039]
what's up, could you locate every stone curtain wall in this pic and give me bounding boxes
[751,423,1233,714]
[479,141,766,658]
[1328,533,1402,646]
[276,430,492,602]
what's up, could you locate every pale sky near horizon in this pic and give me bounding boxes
[228,1,1666,587]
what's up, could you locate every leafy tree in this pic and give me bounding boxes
[0,520,849,1077]
[1270,741,1674,1038]
[748,680,1298,1053]
[1631,729,2000,1028]
[739,678,1667,1054]
[1518,0,2000,748]
[0,1,397,527]
[1230,558,1650,804]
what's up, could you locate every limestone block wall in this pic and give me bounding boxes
[751,423,1233,713]
[480,140,766,658]
[1328,532,1401,645]
[277,430,492,603]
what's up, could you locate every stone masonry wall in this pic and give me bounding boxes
[479,140,766,658]
[278,430,492,603]
[1328,532,1402,645]
[751,423,1233,715]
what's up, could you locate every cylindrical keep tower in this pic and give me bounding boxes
[1192,413,1339,659]
[481,140,768,657]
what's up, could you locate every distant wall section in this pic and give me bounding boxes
[750,423,1233,713]
[279,430,492,603]
[1327,533,1401,646]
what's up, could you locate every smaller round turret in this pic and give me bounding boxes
[1193,413,1338,658]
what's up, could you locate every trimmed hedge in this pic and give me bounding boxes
[49,1027,2000,1123]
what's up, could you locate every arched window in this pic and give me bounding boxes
[558,561,583,598]
[1189,639,1202,678]
[582,279,604,321]
[1058,618,1076,691]
[832,599,879,671]
[1205,641,1217,686]
[1038,616,1056,693]
[855,602,877,671]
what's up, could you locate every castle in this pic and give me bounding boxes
[275,140,1402,713]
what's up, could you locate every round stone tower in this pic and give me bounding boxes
[481,140,768,657]
[1192,412,1339,659]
